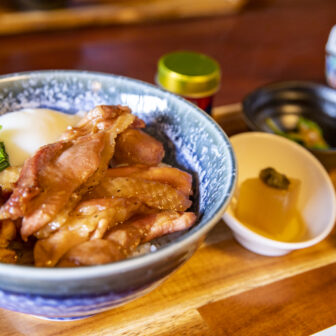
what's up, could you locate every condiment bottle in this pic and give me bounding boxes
[326,25,336,89]
[156,51,221,115]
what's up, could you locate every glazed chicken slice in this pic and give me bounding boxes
[106,165,193,196]
[0,105,136,240]
[57,210,196,267]
[35,111,139,240]
[0,141,68,221]
[59,105,133,141]
[113,129,165,166]
[0,167,22,208]
[107,210,196,244]
[91,177,192,211]
[20,133,105,240]
[0,248,17,264]
[0,219,16,248]
[34,197,144,267]
[57,239,127,267]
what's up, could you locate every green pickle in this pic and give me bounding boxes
[235,168,306,242]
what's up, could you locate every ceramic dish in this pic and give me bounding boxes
[242,81,336,170]
[223,132,336,256]
[0,70,236,320]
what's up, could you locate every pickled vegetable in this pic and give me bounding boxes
[235,170,305,242]
[259,167,290,190]
[266,117,329,150]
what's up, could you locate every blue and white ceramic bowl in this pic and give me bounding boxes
[0,70,236,320]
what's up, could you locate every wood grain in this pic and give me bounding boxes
[212,103,249,136]
[0,0,247,35]
[198,262,336,336]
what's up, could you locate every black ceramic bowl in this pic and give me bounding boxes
[242,81,336,170]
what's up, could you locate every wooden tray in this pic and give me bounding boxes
[1,104,336,335]
[0,0,248,35]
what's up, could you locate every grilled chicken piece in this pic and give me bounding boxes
[57,239,127,267]
[106,165,193,196]
[129,117,146,129]
[0,220,16,248]
[107,210,196,244]
[59,105,133,141]
[114,129,165,166]
[0,166,22,193]
[21,134,105,240]
[34,197,143,267]
[0,248,17,264]
[0,105,136,240]
[57,211,196,267]
[91,177,192,211]
[0,141,67,221]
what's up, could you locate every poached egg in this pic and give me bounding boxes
[0,108,81,166]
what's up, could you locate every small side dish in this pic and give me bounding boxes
[242,81,336,170]
[0,105,196,267]
[223,132,336,256]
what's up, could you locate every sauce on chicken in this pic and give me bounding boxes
[0,105,196,267]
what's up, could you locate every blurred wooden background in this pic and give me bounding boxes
[0,0,248,35]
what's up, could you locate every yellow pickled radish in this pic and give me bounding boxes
[235,168,305,242]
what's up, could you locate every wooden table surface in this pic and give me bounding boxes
[1,0,336,335]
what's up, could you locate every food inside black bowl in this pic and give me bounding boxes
[242,81,336,170]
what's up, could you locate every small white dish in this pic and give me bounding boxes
[223,132,336,256]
